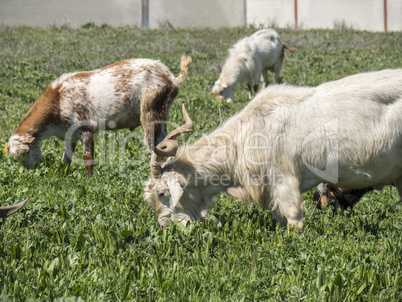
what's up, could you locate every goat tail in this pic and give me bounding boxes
[283,43,298,53]
[176,56,192,85]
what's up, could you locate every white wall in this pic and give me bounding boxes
[0,0,401,31]
[247,0,295,28]
[148,0,245,28]
[388,0,402,31]
[0,0,141,27]
[298,0,384,31]
[247,0,401,31]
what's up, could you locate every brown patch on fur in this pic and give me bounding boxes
[154,65,173,87]
[141,83,179,148]
[102,60,131,73]
[74,85,95,122]
[74,101,91,122]
[114,67,140,101]
[13,84,62,138]
[100,60,139,102]
[110,62,146,105]
[70,71,93,83]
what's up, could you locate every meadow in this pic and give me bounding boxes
[0,24,401,301]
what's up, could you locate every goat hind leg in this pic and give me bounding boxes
[81,132,95,175]
[62,140,77,165]
[273,60,283,84]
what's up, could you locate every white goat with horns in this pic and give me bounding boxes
[145,69,402,229]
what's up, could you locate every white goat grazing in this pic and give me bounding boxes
[211,29,297,103]
[145,69,402,229]
[5,56,192,174]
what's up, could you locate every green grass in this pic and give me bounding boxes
[0,25,401,301]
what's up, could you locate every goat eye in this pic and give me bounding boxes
[158,192,165,198]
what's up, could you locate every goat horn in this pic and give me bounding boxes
[149,153,162,179]
[164,104,194,141]
[154,104,194,156]
[149,104,194,178]
[0,199,28,217]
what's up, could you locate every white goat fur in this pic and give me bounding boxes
[211,29,296,102]
[7,57,191,174]
[145,69,402,228]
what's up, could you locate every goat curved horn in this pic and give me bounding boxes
[162,104,194,141]
[150,104,194,178]
[0,199,28,217]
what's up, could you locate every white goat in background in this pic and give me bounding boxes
[211,28,297,103]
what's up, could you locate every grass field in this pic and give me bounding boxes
[0,25,401,301]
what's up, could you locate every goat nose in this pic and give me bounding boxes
[158,218,169,228]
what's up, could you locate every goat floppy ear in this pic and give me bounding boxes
[167,178,183,208]
[25,136,35,144]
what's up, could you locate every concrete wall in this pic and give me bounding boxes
[388,0,402,31]
[0,0,141,27]
[149,0,246,28]
[247,0,295,28]
[0,0,401,31]
[248,0,402,31]
[298,0,384,31]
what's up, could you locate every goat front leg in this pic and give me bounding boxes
[262,68,269,88]
[62,140,77,165]
[253,71,262,97]
[247,83,253,99]
[270,177,305,230]
[81,131,94,175]
[253,83,259,96]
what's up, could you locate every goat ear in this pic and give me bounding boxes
[26,136,35,144]
[222,83,228,89]
[167,178,183,208]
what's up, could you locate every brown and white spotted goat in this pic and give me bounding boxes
[5,56,192,174]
